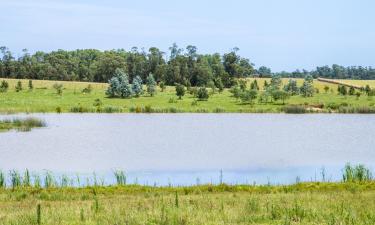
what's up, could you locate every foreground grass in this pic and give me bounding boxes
[1,183,375,225]
[0,117,45,132]
[1,78,375,113]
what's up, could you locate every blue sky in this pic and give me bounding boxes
[1,0,374,71]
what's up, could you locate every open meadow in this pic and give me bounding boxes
[1,183,375,225]
[1,78,375,113]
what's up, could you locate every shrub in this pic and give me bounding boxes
[28,80,33,90]
[0,80,9,92]
[168,98,177,103]
[56,106,62,113]
[176,84,185,99]
[15,81,22,92]
[240,90,258,104]
[82,84,93,94]
[146,74,157,96]
[189,87,198,96]
[196,87,209,101]
[53,83,63,95]
[159,81,166,92]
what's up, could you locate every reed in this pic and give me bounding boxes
[0,117,45,132]
[114,170,126,186]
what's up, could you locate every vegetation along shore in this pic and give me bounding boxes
[0,164,374,224]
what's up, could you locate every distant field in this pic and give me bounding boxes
[0,78,375,113]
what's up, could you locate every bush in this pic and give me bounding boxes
[82,84,93,94]
[196,87,209,101]
[0,80,9,92]
[168,98,177,103]
[28,80,33,90]
[159,81,166,92]
[283,105,307,114]
[15,81,22,92]
[55,106,62,113]
[53,83,63,95]
[176,84,185,99]
[189,87,198,96]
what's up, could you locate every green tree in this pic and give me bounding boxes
[240,89,258,104]
[215,78,224,93]
[132,75,143,97]
[348,86,355,95]
[238,79,247,91]
[364,85,371,96]
[250,79,259,90]
[324,86,329,93]
[106,68,132,98]
[283,79,299,95]
[175,84,185,99]
[15,81,22,92]
[146,74,157,96]
[159,81,166,92]
[300,75,314,97]
[28,80,33,90]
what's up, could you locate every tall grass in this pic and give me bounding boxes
[0,117,45,132]
[343,163,372,182]
[114,170,126,186]
[283,105,307,114]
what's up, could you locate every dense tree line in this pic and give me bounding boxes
[274,65,375,80]
[1,45,374,84]
[0,45,253,87]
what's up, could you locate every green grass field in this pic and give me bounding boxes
[1,183,375,225]
[1,78,375,113]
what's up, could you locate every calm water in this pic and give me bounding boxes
[0,114,374,185]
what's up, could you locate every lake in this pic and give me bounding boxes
[0,114,374,186]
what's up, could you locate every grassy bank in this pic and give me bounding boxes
[1,78,375,113]
[0,117,45,132]
[0,164,372,224]
[1,183,375,224]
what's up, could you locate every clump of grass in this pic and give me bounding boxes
[213,107,225,113]
[70,105,95,113]
[0,117,45,132]
[168,98,177,104]
[102,106,123,113]
[283,105,307,114]
[114,170,126,186]
[343,163,372,182]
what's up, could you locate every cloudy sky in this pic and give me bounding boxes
[1,0,374,71]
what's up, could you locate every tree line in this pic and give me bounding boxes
[0,45,253,88]
[274,65,375,80]
[1,45,375,87]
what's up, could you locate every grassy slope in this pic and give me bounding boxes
[1,78,375,113]
[2,183,375,224]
